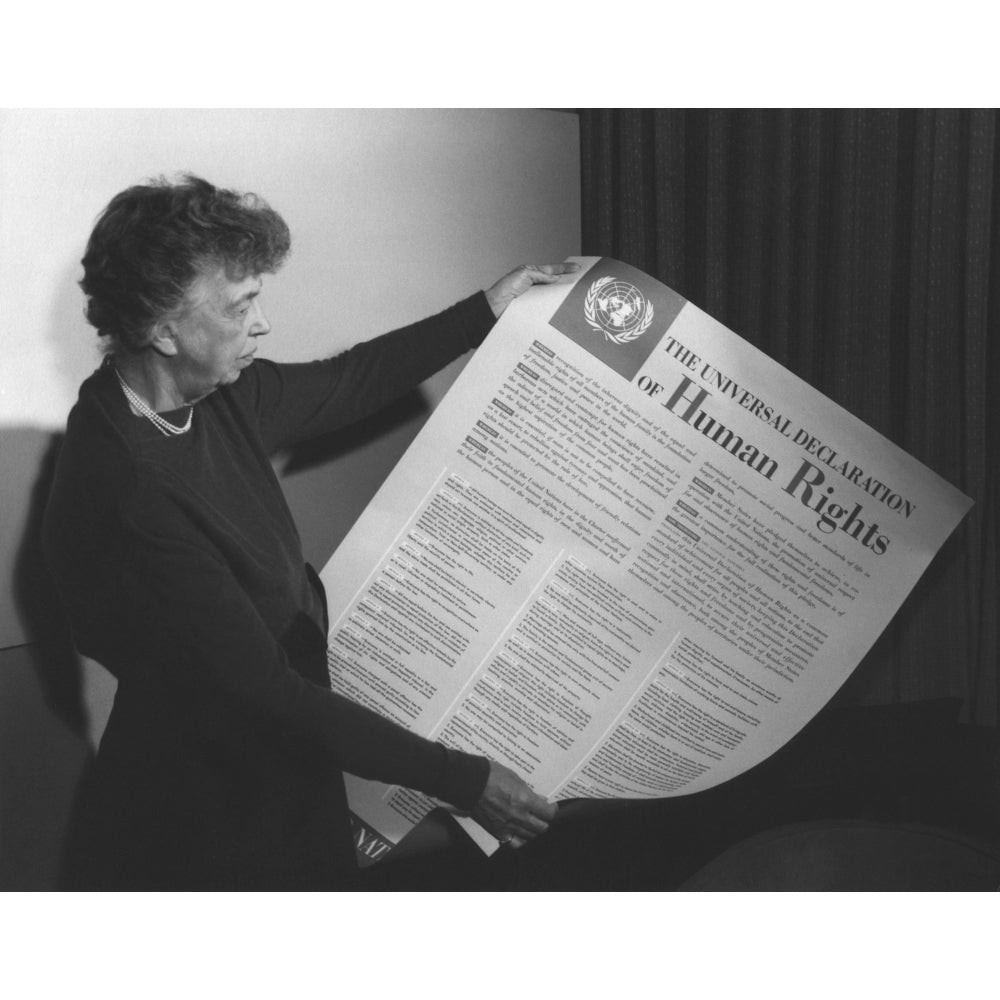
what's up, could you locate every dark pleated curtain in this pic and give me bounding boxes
[579,109,999,725]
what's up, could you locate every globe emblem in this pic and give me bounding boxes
[584,276,655,343]
[594,281,645,332]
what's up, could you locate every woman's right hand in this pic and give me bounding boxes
[470,760,558,849]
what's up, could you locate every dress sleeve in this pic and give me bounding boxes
[120,482,490,811]
[244,292,496,452]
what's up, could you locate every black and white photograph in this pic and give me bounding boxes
[1,30,996,992]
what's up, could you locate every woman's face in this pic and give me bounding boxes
[167,267,270,403]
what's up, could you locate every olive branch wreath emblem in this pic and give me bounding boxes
[583,275,655,344]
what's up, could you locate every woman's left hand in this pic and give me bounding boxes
[470,760,558,849]
[485,262,581,319]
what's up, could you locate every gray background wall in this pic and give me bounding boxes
[0,108,581,887]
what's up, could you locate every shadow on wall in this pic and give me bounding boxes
[0,428,91,889]
[13,432,83,732]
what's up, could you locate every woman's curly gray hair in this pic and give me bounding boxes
[80,174,291,354]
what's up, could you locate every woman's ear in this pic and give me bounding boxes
[148,319,179,358]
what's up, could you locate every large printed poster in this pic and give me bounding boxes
[320,258,973,860]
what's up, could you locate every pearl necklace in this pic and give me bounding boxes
[114,367,193,437]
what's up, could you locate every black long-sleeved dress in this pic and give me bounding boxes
[43,293,496,889]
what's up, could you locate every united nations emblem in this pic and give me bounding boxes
[583,276,655,344]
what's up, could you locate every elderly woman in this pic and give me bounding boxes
[44,174,566,889]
